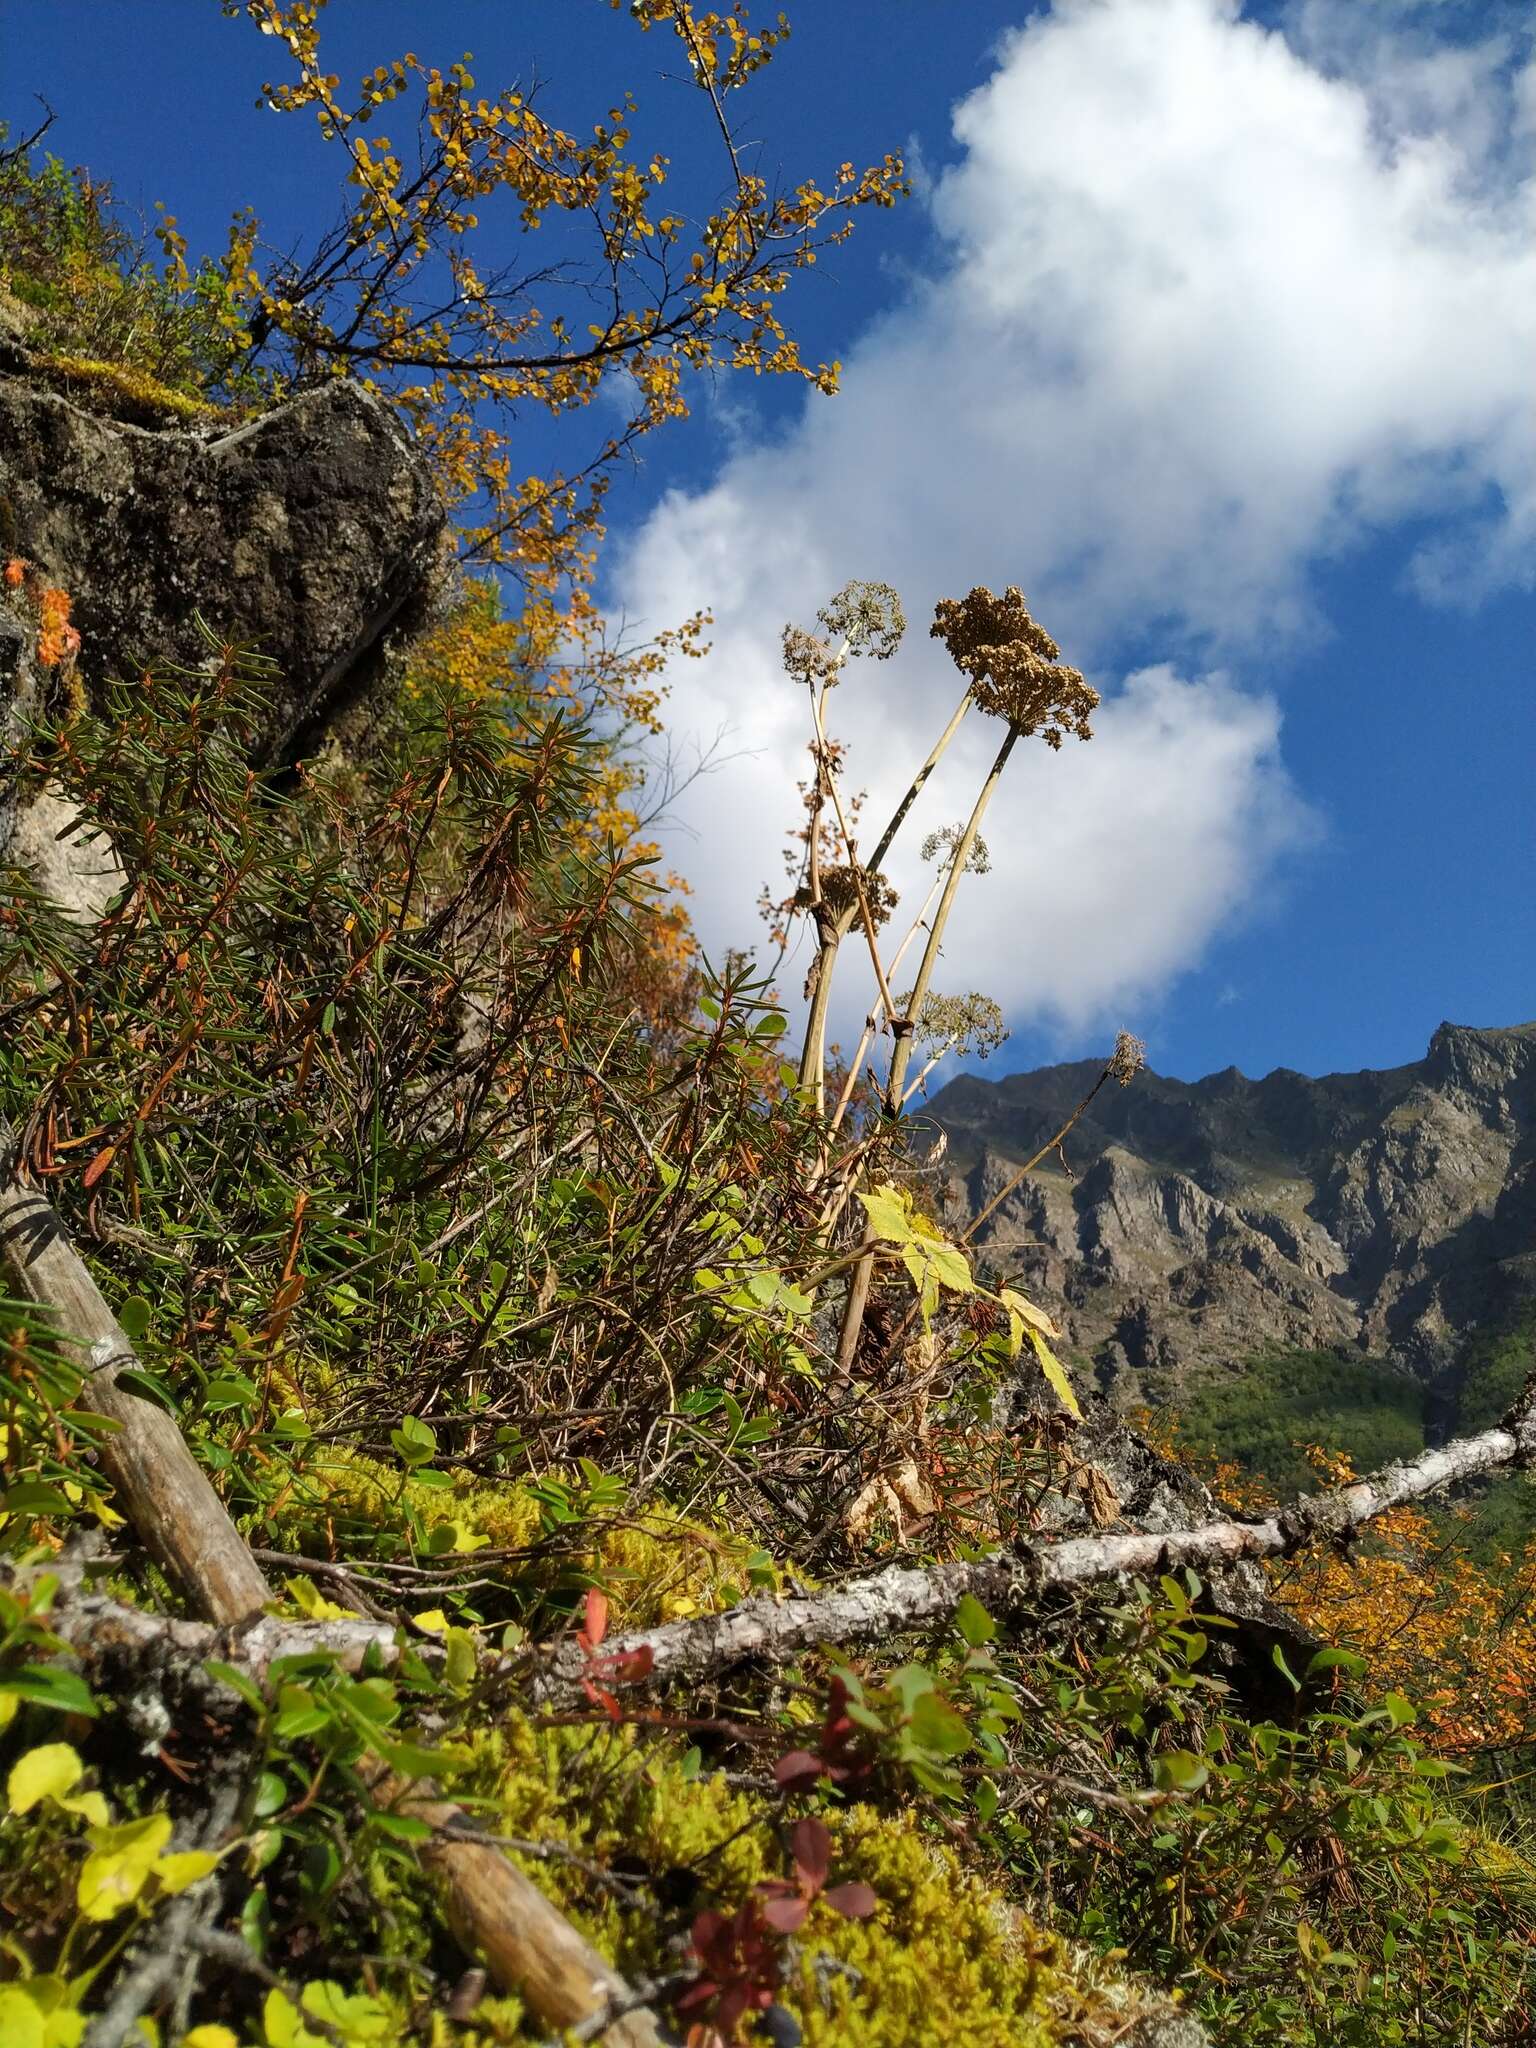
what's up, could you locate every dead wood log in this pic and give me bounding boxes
[375,1775,666,2048]
[0,1131,271,1624]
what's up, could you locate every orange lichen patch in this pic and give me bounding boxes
[4,559,25,589]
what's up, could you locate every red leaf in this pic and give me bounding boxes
[609,1644,653,1682]
[823,1881,878,1920]
[759,1894,810,1934]
[789,1816,830,1893]
[773,1748,824,1792]
[689,1908,728,1956]
[580,1587,609,1651]
[81,1145,116,1190]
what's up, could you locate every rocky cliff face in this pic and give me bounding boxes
[0,339,448,769]
[931,1023,1536,1408]
[0,336,447,917]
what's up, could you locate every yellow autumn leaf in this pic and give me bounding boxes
[0,1986,45,2048]
[7,1742,82,1815]
[78,1812,173,1920]
[182,2030,240,2048]
[1028,1325,1083,1423]
[284,1575,354,1623]
[413,1608,450,1633]
[154,1849,220,1895]
[999,1286,1058,1341]
[57,1789,111,1828]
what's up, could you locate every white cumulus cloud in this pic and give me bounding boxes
[611,0,1535,1044]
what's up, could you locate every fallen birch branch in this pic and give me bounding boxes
[539,1384,1536,1695]
[20,1380,1536,1713]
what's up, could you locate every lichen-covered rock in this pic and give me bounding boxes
[4,782,124,924]
[1123,2011,1211,2048]
[0,348,448,768]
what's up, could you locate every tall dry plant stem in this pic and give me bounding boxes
[881,722,1018,1117]
[962,1034,1145,1244]
[833,721,1020,1375]
[798,684,972,1106]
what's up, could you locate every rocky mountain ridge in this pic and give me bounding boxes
[930,1021,1536,1412]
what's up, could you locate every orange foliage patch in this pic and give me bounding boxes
[36,585,82,667]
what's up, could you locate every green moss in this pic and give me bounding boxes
[441,1719,1061,2045]
[788,1810,1058,2047]
[262,1444,767,1629]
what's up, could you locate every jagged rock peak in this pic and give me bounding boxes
[930,1022,1536,1399]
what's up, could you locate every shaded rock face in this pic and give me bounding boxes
[0,357,448,767]
[931,1023,1536,1402]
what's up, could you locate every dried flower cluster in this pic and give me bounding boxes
[903,990,1009,1059]
[1109,1030,1147,1086]
[781,625,840,686]
[920,823,992,876]
[800,862,899,928]
[930,585,1098,745]
[817,579,907,661]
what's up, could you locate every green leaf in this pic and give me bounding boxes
[201,1376,259,1414]
[0,1664,98,1717]
[113,1368,176,1412]
[908,1690,971,1758]
[954,1594,997,1648]
[1306,1646,1368,1679]
[443,1627,477,1692]
[390,1417,437,1467]
[205,1661,268,1714]
[252,1771,288,1818]
[116,1296,153,1342]
[1,1483,75,1517]
[1153,1749,1209,1793]
[1272,1643,1301,1693]
[369,1809,432,1842]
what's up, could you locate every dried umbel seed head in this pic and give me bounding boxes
[800,862,898,927]
[1109,1030,1147,1086]
[818,579,906,661]
[930,585,1098,745]
[919,823,992,876]
[781,624,839,685]
[903,990,1009,1059]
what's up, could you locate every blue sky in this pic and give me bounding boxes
[2,0,1532,1085]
